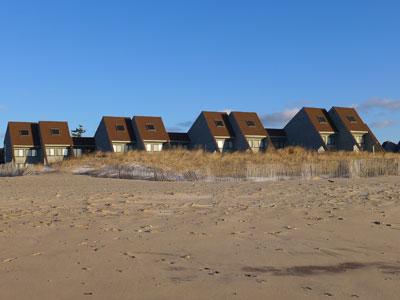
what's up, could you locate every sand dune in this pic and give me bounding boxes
[0,174,399,299]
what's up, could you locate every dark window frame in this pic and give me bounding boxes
[245,120,256,127]
[19,129,30,136]
[50,128,61,136]
[145,124,156,131]
[347,115,357,123]
[214,120,225,128]
[115,125,126,131]
[317,116,327,124]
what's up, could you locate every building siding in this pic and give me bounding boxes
[131,119,145,150]
[188,113,218,152]
[228,114,249,151]
[284,109,326,150]
[328,109,382,152]
[328,109,356,151]
[94,119,113,152]
[4,127,43,166]
[4,128,13,163]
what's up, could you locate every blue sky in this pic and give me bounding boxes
[0,0,399,143]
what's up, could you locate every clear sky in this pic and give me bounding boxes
[1,0,399,143]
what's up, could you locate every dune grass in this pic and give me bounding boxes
[0,163,27,177]
[54,148,400,181]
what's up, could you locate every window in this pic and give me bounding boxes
[245,120,255,127]
[321,134,335,147]
[28,149,37,157]
[19,130,29,136]
[14,149,24,157]
[145,143,162,151]
[145,124,156,131]
[113,144,130,152]
[47,148,55,156]
[262,139,268,149]
[214,120,224,127]
[50,128,60,135]
[321,135,327,144]
[216,139,224,149]
[153,144,162,151]
[116,125,125,131]
[354,135,364,144]
[63,149,69,156]
[327,135,335,146]
[317,116,327,123]
[248,139,260,148]
[354,134,365,150]
[74,149,82,157]
[347,115,357,123]
[113,144,124,152]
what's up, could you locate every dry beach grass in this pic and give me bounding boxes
[55,148,400,180]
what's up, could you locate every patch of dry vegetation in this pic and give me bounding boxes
[0,163,27,177]
[55,148,400,181]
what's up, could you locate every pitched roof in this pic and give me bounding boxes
[38,121,73,145]
[229,111,267,136]
[168,132,190,142]
[202,111,234,138]
[265,128,286,137]
[330,107,369,132]
[303,107,336,132]
[72,137,96,147]
[6,122,41,147]
[101,116,135,142]
[132,116,169,141]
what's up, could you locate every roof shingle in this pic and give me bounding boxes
[38,121,73,145]
[303,107,337,132]
[230,112,267,136]
[7,122,41,147]
[132,116,169,141]
[330,107,369,132]
[202,111,234,138]
[102,117,135,143]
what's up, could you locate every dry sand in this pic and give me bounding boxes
[0,174,399,300]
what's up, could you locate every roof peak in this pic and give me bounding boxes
[133,115,163,119]
[38,120,69,123]
[303,106,328,111]
[331,106,356,108]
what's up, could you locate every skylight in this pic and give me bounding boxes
[317,116,327,123]
[50,128,60,135]
[246,120,256,127]
[19,130,29,136]
[347,115,357,123]
[214,120,224,127]
[145,124,156,131]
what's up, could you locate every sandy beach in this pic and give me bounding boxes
[0,174,399,299]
